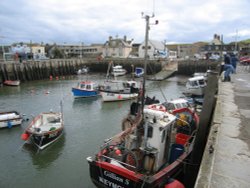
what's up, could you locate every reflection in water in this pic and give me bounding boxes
[23,134,65,170]
[100,100,133,111]
[72,97,100,108]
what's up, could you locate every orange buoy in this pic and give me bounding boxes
[21,133,30,141]
[49,75,53,80]
[164,179,185,188]
[115,149,122,156]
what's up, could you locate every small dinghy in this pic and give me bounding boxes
[21,110,64,150]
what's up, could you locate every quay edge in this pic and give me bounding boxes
[0,58,220,82]
[195,66,250,188]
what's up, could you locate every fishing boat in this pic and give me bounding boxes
[3,80,20,86]
[87,99,198,187]
[112,65,127,77]
[134,67,144,77]
[0,111,23,128]
[184,75,206,97]
[99,61,140,102]
[72,81,99,98]
[86,15,198,188]
[99,80,140,102]
[21,109,64,150]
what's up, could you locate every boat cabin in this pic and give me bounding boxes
[142,109,176,172]
[162,98,190,112]
[102,80,139,93]
[124,109,177,173]
[77,81,97,90]
[186,76,206,89]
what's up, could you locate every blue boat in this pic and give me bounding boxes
[72,81,99,98]
[135,67,144,77]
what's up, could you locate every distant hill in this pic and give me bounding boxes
[239,39,250,45]
[228,39,250,45]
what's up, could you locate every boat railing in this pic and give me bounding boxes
[183,130,197,152]
[100,154,137,170]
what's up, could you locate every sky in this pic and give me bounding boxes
[0,0,250,45]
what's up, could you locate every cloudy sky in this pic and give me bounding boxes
[0,0,250,45]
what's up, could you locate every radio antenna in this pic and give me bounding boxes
[153,0,155,15]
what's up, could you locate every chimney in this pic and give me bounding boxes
[109,36,112,43]
[124,35,127,42]
[217,35,220,41]
[214,34,217,39]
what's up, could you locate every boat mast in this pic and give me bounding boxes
[141,13,154,112]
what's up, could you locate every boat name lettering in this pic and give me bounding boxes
[99,176,124,188]
[104,171,124,183]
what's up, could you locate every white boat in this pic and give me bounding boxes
[21,110,64,150]
[3,80,20,86]
[185,75,207,96]
[77,66,89,75]
[111,65,127,76]
[162,98,191,112]
[0,111,22,128]
[99,80,139,102]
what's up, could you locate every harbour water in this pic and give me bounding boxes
[0,73,188,188]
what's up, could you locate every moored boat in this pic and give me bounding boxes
[99,80,140,102]
[3,80,20,86]
[77,66,89,75]
[112,65,127,77]
[72,81,99,98]
[184,75,206,97]
[87,100,198,187]
[21,110,64,150]
[0,111,23,128]
[134,67,144,77]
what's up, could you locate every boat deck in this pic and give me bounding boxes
[29,114,62,133]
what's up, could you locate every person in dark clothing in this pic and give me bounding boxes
[230,52,239,73]
[222,52,235,82]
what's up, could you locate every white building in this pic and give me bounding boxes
[31,45,47,60]
[103,36,133,58]
[138,40,167,59]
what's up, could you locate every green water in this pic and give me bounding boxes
[0,74,187,188]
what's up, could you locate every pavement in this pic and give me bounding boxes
[195,65,250,188]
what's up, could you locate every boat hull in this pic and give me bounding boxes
[87,156,185,188]
[30,129,63,150]
[112,71,127,77]
[3,80,20,86]
[100,91,138,102]
[72,87,99,98]
[184,87,205,96]
[0,111,22,128]
[23,112,64,150]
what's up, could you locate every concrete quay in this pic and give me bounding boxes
[195,65,250,188]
